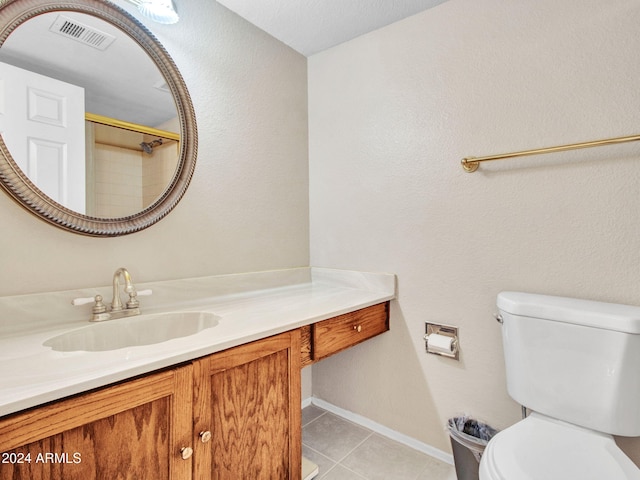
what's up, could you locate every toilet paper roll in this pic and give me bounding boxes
[427,333,455,355]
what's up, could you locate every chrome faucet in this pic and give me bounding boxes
[72,267,151,322]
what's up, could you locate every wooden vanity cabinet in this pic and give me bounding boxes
[0,366,193,480]
[0,330,301,480]
[301,302,389,366]
[0,302,388,480]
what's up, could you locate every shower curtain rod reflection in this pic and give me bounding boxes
[461,133,640,172]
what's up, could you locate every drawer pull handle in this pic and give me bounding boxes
[200,430,212,443]
[353,325,362,333]
[181,447,193,460]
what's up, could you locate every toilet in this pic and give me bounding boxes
[479,291,640,480]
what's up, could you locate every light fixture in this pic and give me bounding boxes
[136,0,179,25]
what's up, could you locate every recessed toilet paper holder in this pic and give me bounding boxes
[424,323,459,360]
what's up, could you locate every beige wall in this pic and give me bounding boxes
[0,1,309,295]
[308,0,640,461]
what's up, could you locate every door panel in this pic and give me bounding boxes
[193,331,302,480]
[0,367,193,480]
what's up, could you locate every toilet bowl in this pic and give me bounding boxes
[479,413,640,480]
[480,292,640,480]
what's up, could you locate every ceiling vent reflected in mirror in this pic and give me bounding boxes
[49,15,116,50]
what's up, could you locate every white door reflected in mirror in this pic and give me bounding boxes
[0,61,86,213]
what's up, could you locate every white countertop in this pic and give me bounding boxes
[0,267,395,417]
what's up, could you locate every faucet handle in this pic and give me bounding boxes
[125,289,152,309]
[92,295,107,314]
[72,294,107,314]
[72,296,96,306]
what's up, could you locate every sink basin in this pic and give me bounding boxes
[44,311,219,352]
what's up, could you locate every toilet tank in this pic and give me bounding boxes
[497,292,640,436]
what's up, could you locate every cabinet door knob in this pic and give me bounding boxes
[353,324,362,333]
[199,430,212,443]
[180,447,193,460]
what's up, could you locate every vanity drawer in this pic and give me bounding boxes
[311,302,389,362]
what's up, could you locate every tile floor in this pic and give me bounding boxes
[302,404,458,480]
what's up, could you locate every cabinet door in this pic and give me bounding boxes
[0,366,193,480]
[193,330,302,480]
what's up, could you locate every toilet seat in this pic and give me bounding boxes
[479,412,640,480]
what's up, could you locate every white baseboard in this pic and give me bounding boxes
[306,396,454,466]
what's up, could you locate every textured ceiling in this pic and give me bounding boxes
[215,0,449,56]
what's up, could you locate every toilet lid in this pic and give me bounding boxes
[480,413,640,480]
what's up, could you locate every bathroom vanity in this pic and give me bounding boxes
[0,268,394,479]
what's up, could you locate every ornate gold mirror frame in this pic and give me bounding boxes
[0,0,197,236]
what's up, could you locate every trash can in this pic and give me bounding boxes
[447,416,497,480]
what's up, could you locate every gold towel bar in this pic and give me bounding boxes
[461,133,640,172]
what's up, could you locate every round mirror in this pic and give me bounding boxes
[0,0,197,236]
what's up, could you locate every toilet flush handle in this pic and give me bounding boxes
[494,314,503,324]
